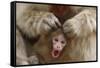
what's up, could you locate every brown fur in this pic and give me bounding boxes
[16,3,96,65]
[32,29,70,64]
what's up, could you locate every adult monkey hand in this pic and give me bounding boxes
[35,12,61,35]
[17,11,61,38]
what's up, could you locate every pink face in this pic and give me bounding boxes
[51,34,66,58]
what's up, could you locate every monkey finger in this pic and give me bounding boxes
[63,20,73,28]
[45,13,61,28]
[28,55,39,64]
[43,17,59,29]
[63,26,73,34]
[63,20,75,35]
[50,14,61,27]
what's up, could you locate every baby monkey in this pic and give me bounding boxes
[31,28,67,64]
[51,29,67,58]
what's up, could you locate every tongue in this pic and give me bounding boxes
[54,50,59,56]
[52,50,60,58]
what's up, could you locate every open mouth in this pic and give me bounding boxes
[51,50,60,58]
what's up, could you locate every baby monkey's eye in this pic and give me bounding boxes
[61,41,65,44]
[54,38,58,42]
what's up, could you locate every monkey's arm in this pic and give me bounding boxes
[63,8,96,37]
[16,4,61,38]
[16,28,29,65]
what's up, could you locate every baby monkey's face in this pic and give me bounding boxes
[51,29,66,58]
